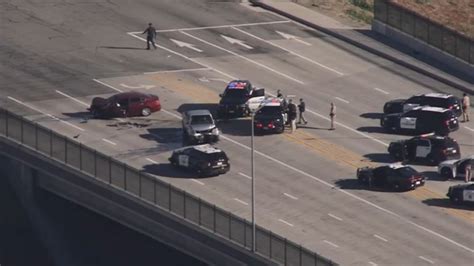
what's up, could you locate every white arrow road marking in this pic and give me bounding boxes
[275,30,311,46]
[221,34,253,49]
[170,38,203,52]
[119,83,155,90]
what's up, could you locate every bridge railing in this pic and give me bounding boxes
[0,108,337,266]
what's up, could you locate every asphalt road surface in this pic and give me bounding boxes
[1,0,473,265]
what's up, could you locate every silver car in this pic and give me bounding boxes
[182,109,219,144]
[438,155,474,180]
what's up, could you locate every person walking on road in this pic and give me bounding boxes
[462,93,470,122]
[297,98,307,125]
[329,102,336,130]
[287,99,297,133]
[142,23,157,50]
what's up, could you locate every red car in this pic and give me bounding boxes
[89,92,161,118]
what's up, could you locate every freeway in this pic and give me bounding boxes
[1,0,473,265]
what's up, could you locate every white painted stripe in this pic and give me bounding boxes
[146,158,158,164]
[191,179,205,185]
[283,192,298,200]
[144,67,210,74]
[55,90,90,107]
[93,78,123,92]
[232,27,344,76]
[373,87,389,94]
[373,234,388,242]
[180,31,305,85]
[323,240,339,248]
[294,38,312,46]
[102,138,117,145]
[464,126,474,132]
[418,256,434,264]
[335,96,349,103]
[278,219,294,227]
[234,198,249,206]
[128,20,291,33]
[7,96,85,132]
[368,262,378,266]
[238,172,252,179]
[328,213,343,221]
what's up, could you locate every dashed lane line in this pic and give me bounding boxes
[283,192,298,200]
[418,256,435,264]
[93,78,123,92]
[191,179,205,185]
[238,172,252,180]
[278,219,294,227]
[373,87,389,95]
[373,234,388,242]
[234,198,249,206]
[55,90,89,107]
[328,213,343,221]
[146,158,158,164]
[102,138,117,146]
[144,67,211,75]
[464,126,474,132]
[368,262,378,266]
[323,240,339,248]
[335,96,349,103]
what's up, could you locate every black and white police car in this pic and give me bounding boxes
[388,134,460,165]
[254,98,287,134]
[447,183,474,204]
[438,155,474,180]
[381,106,459,135]
[356,164,425,191]
[168,144,230,177]
[217,80,265,118]
[383,93,462,117]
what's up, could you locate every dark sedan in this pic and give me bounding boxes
[89,91,161,118]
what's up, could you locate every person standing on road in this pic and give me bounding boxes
[465,162,472,183]
[329,102,336,130]
[462,93,470,122]
[287,99,297,133]
[277,89,283,98]
[142,23,157,50]
[297,98,307,125]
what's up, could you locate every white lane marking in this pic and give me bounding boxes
[180,31,305,85]
[328,213,343,221]
[233,27,344,76]
[97,71,474,255]
[119,83,155,90]
[7,96,85,132]
[373,234,388,242]
[221,34,253,49]
[191,179,205,185]
[275,30,312,46]
[234,198,249,206]
[373,87,389,95]
[335,96,349,103]
[418,256,434,264]
[464,126,474,132]
[198,77,229,83]
[368,262,378,266]
[146,158,158,164]
[238,172,252,180]
[144,67,210,75]
[278,219,294,227]
[102,138,117,146]
[55,90,89,107]
[127,33,237,80]
[128,20,291,33]
[170,38,203,52]
[93,79,123,92]
[283,192,298,200]
[323,240,339,248]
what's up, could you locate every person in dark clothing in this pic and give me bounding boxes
[297,98,307,124]
[287,99,297,133]
[277,89,283,98]
[142,23,157,50]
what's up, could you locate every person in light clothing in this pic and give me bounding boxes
[462,93,470,122]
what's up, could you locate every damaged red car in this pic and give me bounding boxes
[88,92,161,118]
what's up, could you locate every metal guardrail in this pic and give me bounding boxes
[374,0,474,65]
[0,108,336,266]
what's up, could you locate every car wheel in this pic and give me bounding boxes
[141,107,151,116]
[440,168,453,180]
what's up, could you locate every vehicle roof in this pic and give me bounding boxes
[421,93,452,99]
[193,144,222,154]
[226,80,251,90]
[412,106,448,113]
[186,109,212,116]
[386,163,409,169]
[115,91,151,98]
[260,97,282,107]
[414,134,450,141]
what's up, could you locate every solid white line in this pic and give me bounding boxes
[368,262,378,266]
[180,31,305,85]
[7,96,85,132]
[278,219,294,227]
[191,179,205,185]
[323,240,339,248]
[373,234,388,242]
[283,192,298,200]
[464,126,474,132]
[128,20,291,33]
[232,27,344,76]
[328,213,343,221]
[144,67,210,75]
[127,33,237,80]
[93,79,123,92]
[373,87,389,95]
[102,138,117,146]
[238,172,252,179]
[234,198,249,206]
[146,158,158,164]
[335,96,349,103]
[294,38,312,46]
[418,256,434,264]
[55,90,89,107]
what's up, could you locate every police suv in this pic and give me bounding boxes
[217,80,265,118]
[438,155,474,180]
[388,134,460,165]
[381,106,459,135]
[254,98,287,134]
[383,93,462,117]
[168,144,230,177]
[356,164,425,191]
[182,109,219,145]
[447,183,474,204]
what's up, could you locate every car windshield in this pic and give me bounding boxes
[224,89,247,98]
[257,106,281,116]
[203,152,228,161]
[395,167,418,177]
[191,115,213,125]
